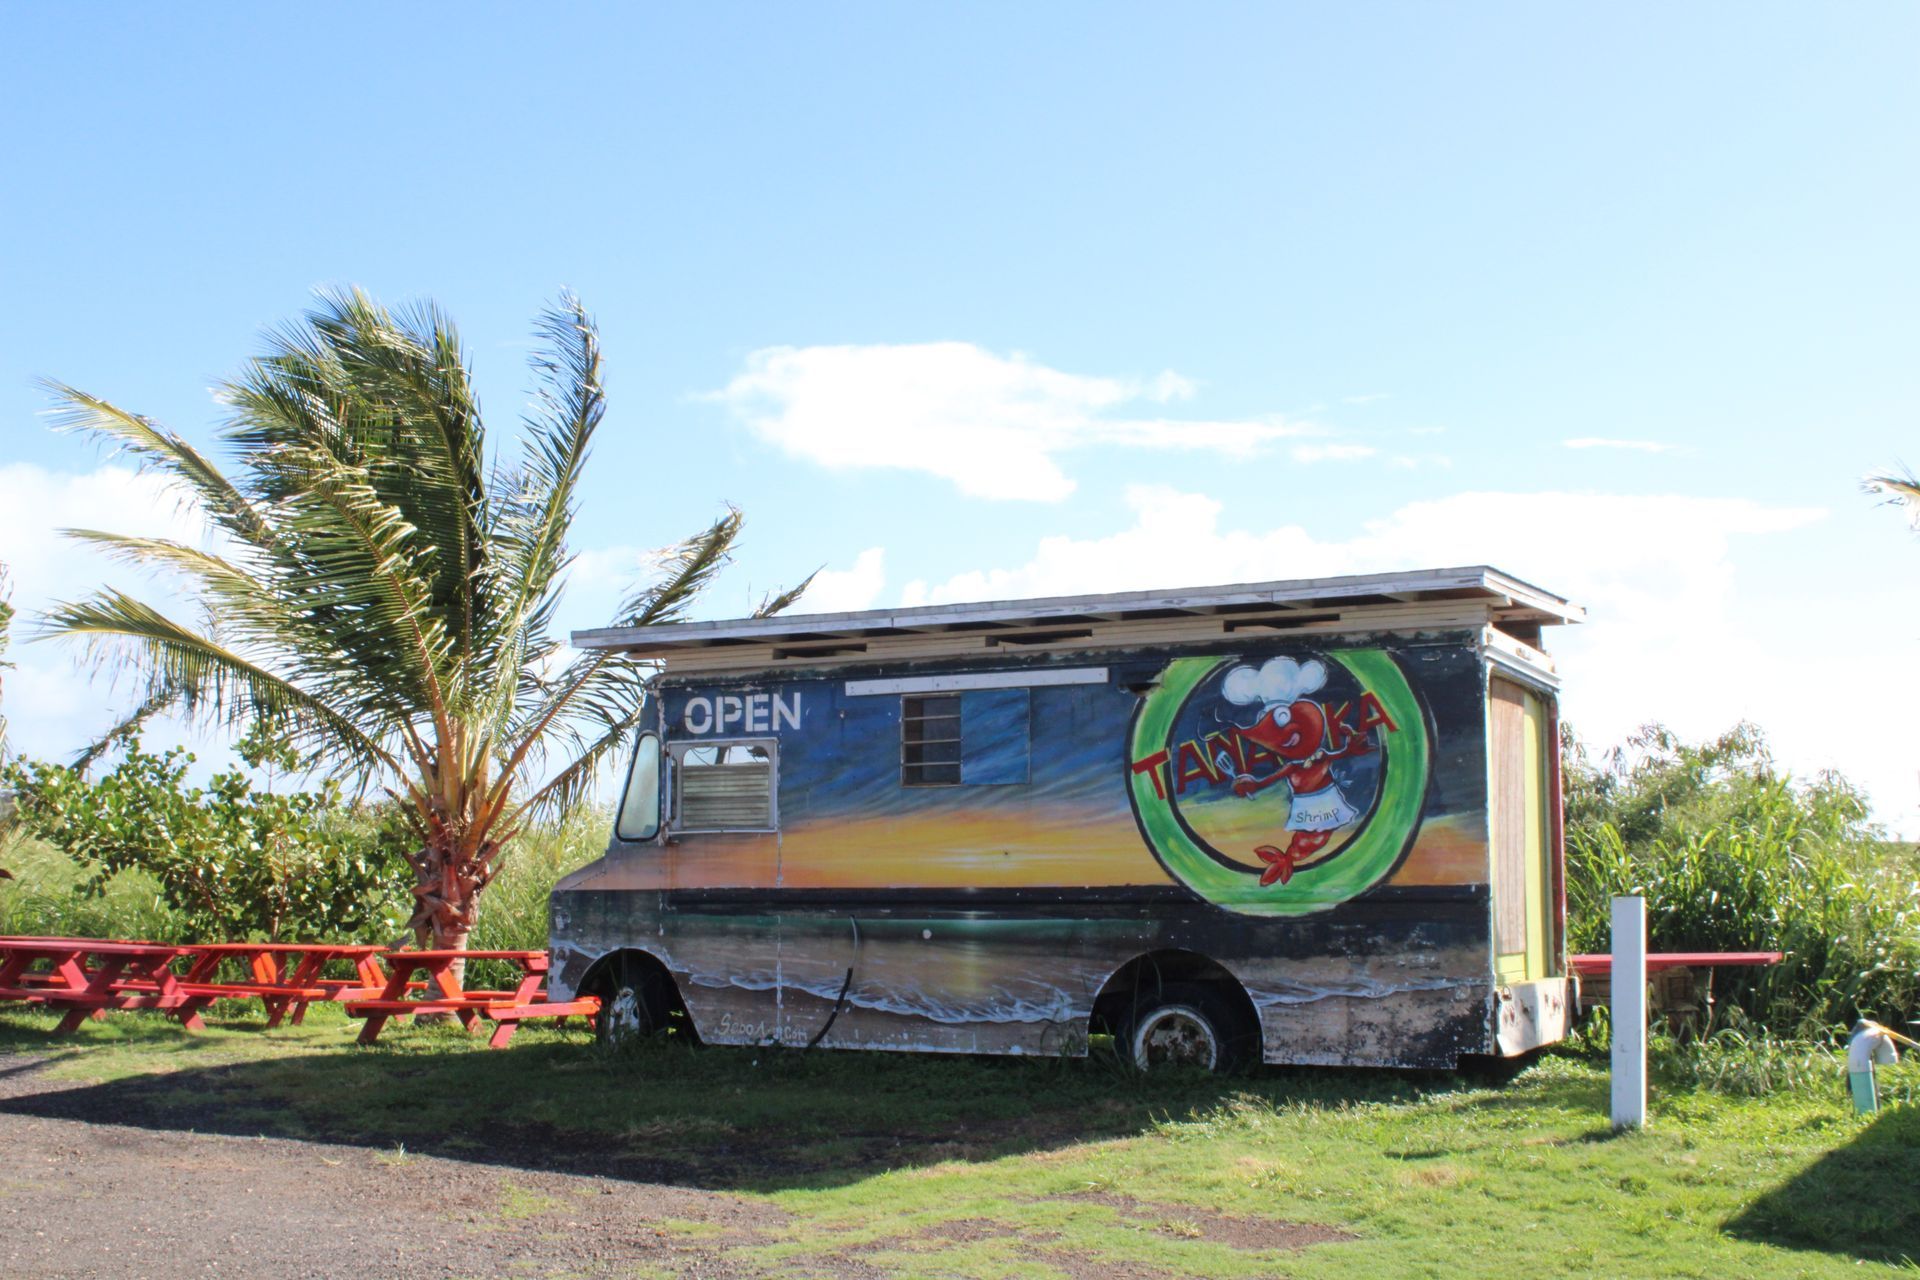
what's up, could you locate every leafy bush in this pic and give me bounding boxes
[3,734,412,942]
[1565,723,1920,1037]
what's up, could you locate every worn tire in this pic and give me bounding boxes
[593,952,674,1047]
[1117,982,1256,1073]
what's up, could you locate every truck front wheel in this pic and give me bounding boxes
[592,952,682,1047]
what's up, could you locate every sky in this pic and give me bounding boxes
[2,5,1916,829]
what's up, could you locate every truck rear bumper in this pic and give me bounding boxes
[1495,976,1575,1055]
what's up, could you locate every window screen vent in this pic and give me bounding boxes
[677,743,776,830]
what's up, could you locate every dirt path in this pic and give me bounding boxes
[0,1054,789,1280]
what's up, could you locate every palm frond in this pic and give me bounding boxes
[69,685,179,773]
[40,381,277,550]
[268,448,455,718]
[1865,469,1920,526]
[615,509,743,630]
[474,294,607,739]
[39,589,402,777]
[62,529,267,605]
[509,681,648,823]
[222,289,489,682]
[753,568,819,619]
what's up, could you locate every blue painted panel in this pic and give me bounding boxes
[961,688,1031,785]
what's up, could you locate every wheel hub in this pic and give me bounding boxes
[1134,1006,1219,1070]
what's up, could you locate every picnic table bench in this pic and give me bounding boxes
[0,938,192,1034]
[171,942,390,1030]
[346,949,600,1049]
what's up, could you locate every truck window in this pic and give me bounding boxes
[615,733,661,841]
[901,689,1031,787]
[674,741,777,831]
[901,694,962,785]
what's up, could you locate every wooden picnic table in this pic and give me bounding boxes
[0,938,192,1034]
[346,949,599,1049]
[171,942,389,1030]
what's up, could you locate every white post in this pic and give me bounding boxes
[1610,895,1647,1130]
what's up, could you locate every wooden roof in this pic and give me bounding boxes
[573,564,1581,660]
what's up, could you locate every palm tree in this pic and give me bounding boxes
[38,290,806,948]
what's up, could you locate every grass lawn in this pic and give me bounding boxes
[0,1004,1914,1279]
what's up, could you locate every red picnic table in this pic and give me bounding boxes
[346,949,599,1049]
[0,938,192,1034]
[170,942,389,1030]
[1567,951,1785,976]
[1568,951,1784,1031]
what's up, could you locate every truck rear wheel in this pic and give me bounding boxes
[1119,982,1255,1073]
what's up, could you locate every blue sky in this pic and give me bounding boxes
[3,5,1916,827]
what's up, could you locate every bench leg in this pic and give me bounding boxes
[264,998,290,1029]
[356,1014,390,1046]
[289,1001,310,1027]
[53,1007,92,1035]
[487,1020,518,1050]
[176,999,209,1033]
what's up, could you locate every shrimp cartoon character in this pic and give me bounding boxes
[1216,658,1374,887]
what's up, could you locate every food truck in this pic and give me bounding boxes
[550,566,1580,1071]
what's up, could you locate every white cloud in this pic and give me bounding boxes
[1563,437,1679,453]
[798,547,886,614]
[0,462,213,762]
[704,342,1333,502]
[1291,443,1378,463]
[895,487,1920,827]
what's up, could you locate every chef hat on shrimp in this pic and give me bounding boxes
[1222,657,1327,722]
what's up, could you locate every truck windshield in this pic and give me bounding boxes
[615,733,662,841]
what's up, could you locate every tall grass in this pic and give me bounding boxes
[0,835,188,942]
[464,805,609,988]
[1565,724,1920,1038]
[467,804,610,953]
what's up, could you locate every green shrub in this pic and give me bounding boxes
[1565,723,1920,1038]
[3,736,411,942]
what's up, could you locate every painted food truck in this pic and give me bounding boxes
[550,566,1580,1071]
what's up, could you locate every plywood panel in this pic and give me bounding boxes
[1489,680,1529,958]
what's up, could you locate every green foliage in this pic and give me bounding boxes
[0,835,187,942]
[2,736,411,942]
[1565,722,1920,1037]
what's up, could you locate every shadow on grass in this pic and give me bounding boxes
[1726,1104,1920,1265]
[0,1011,1493,1193]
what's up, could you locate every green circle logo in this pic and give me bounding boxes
[1126,649,1430,916]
